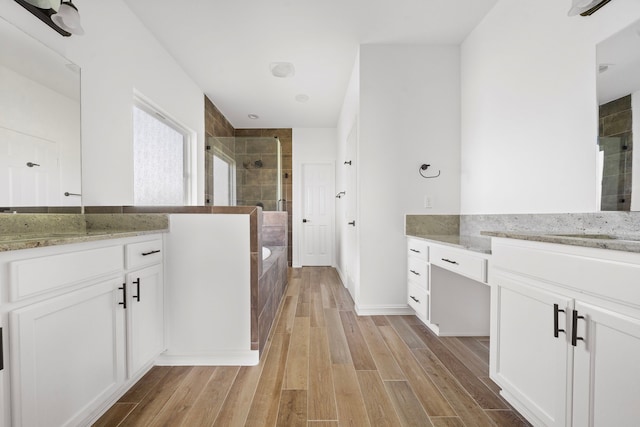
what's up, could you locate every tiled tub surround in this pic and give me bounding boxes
[257,246,287,352]
[258,211,288,352]
[0,213,169,251]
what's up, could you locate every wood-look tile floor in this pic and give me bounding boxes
[95,267,531,427]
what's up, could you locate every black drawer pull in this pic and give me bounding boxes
[410,296,420,303]
[410,248,421,253]
[553,304,565,338]
[441,258,459,265]
[572,310,585,346]
[142,249,161,256]
[119,283,127,309]
[409,269,420,276]
[133,278,141,302]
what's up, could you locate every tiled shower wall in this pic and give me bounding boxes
[236,128,293,265]
[204,96,293,265]
[599,95,633,211]
[235,136,280,211]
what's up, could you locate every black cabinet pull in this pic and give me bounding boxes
[554,304,565,337]
[409,269,420,276]
[441,258,459,265]
[410,248,421,253]
[410,295,420,303]
[142,249,161,256]
[572,310,585,346]
[133,278,141,302]
[0,327,3,371]
[119,283,127,309]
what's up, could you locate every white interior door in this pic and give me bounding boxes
[301,163,334,266]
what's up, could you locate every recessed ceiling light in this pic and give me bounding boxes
[295,94,310,103]
[270,62,295,78]
[248,114,259,119]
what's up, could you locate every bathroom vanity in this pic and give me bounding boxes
[405,234,491,336]
[486,233,640,427]
[0,230,166,427]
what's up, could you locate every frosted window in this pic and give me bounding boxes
[133,106,187,205]
[213,153,234,206]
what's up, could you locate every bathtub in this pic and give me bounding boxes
[262,246,271,260]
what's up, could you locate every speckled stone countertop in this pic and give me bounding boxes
[407,234,492,254]
[481,231,640,254]
[0,214,169,252]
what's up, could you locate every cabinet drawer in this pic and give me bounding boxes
[430,245,487,283]
[408,257,428,289]
[407,238,429,262]
[10,246,123,302]
[408,282,428,320]
[126,239,163,269]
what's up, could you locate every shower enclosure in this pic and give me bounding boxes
[206,135,285,211]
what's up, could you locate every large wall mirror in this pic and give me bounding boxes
[596,18,640,211]
[0,16,81,208]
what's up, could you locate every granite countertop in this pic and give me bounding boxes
[0,229,168,252]
[0,213,169,252]
[407,234,492,254]
[481,231,640,254]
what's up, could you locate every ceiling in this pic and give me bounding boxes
[122,0,498,129]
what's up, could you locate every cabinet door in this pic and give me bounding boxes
[10,278,126,427]
[491,271,572,427]
[572,301,640,427]
[127,264,164,377]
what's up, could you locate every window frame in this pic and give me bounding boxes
[132,96,194,205]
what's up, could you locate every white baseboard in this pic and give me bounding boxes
[354,304,415,316]
[155,350,260,366]
[335,266,347,287]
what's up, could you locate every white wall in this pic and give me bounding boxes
[336,45,461,313]
[461,0,640,214]
[292,127,337,267]
[0,0,205,206]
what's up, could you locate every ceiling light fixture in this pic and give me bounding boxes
[52,0,84,35]
[270,62,295,78]
[248,114,259,120]
[295,94,310,103]
[568,0,612,16]
[14,0,83,36]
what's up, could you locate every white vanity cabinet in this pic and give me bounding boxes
[10,277,126,427]
[490,237,640,427]
[407,238,429,322]
[406,237,490,336]
[124,239,164,377]
[0,234,165,427]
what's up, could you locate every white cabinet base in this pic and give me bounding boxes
[10,278,126,427]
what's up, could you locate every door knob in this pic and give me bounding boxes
[303,218,310,223]
[348,221,356,226]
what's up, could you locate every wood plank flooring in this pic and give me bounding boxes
[95,267,531,427]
